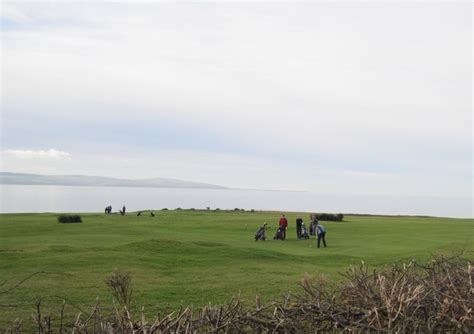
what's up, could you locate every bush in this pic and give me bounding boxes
[105,270,133,308]
[314,213,344,221]
[162,208,168,211]
[57,215,82,223]
[175,207,182,211]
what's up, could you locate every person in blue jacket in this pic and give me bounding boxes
[316,224,327,248]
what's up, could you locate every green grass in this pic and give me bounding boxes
[0,210,473,327]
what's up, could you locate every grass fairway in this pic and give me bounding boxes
[0,211,473,327]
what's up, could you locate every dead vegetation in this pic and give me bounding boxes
[3,256,473,333]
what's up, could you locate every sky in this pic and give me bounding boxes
[0,2,472,201]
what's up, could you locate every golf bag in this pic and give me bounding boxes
[255,227,266,241]
[273,227,285,240]
[300,223,310,239]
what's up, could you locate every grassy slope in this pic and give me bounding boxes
[0,211,473,326]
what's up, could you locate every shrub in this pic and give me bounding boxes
[175,207,182,211]
[314,213,344,221]
[162,208,168,211]
[57,215,82,223]
[104,270,132,308]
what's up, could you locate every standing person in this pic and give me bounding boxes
[316,224,327,248]
[309,214,318,236]
[278,214,288,240]
[296,217,303,239]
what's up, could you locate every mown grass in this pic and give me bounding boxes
[0,210,472,328]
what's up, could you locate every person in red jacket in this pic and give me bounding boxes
[278,214,288,240]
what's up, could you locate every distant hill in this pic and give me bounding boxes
[0,172,228,189]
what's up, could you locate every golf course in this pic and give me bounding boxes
[0,210,473,328]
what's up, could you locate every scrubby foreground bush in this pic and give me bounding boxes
[5,257,473,333]
[57,215,82,223]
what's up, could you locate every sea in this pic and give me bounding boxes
[0,185,472,218]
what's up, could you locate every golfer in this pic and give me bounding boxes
[316,224,327,248]
[278,214,288,240]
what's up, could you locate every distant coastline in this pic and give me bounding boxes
[0,172,228,190]
[231,187,308,193]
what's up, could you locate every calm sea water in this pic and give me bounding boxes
[0,185,472,218]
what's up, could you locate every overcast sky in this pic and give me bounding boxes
[1,2,472,198]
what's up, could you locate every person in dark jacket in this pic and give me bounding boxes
[316,224,327,248]
[296,217,303,238]
[278,214,288,240]
[309,214,318,236]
